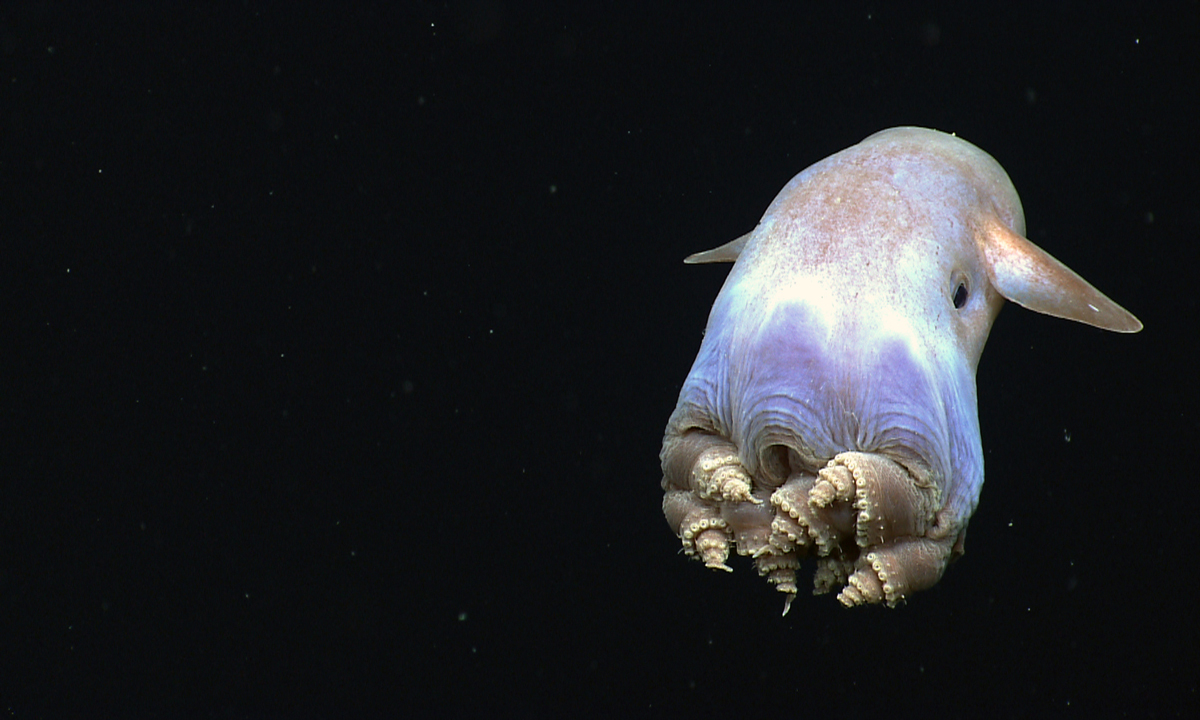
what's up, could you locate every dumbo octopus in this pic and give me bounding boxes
[660,127,1140,612]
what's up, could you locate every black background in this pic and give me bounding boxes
[3,3,1196,718]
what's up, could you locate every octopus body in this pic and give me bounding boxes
[661,127,1141,611]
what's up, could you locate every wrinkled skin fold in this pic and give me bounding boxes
[660,127,1141,612]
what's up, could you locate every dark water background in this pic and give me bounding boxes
[3,4,1195,717]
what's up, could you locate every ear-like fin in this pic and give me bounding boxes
[684,231,753,264]
[981,218,1142,333]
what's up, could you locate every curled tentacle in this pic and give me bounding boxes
[721,491,775,558]
[755,549,800,615]
[837,536,955,607]
[662,441,955,606]
[662,490,732,571]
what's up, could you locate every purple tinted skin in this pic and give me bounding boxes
[668,285,984,524]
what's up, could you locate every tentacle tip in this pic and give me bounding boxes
[721,481,757,504]
[808,484,834,508]
[837,588,863,607]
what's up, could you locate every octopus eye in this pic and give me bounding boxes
[952,282,969,309]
